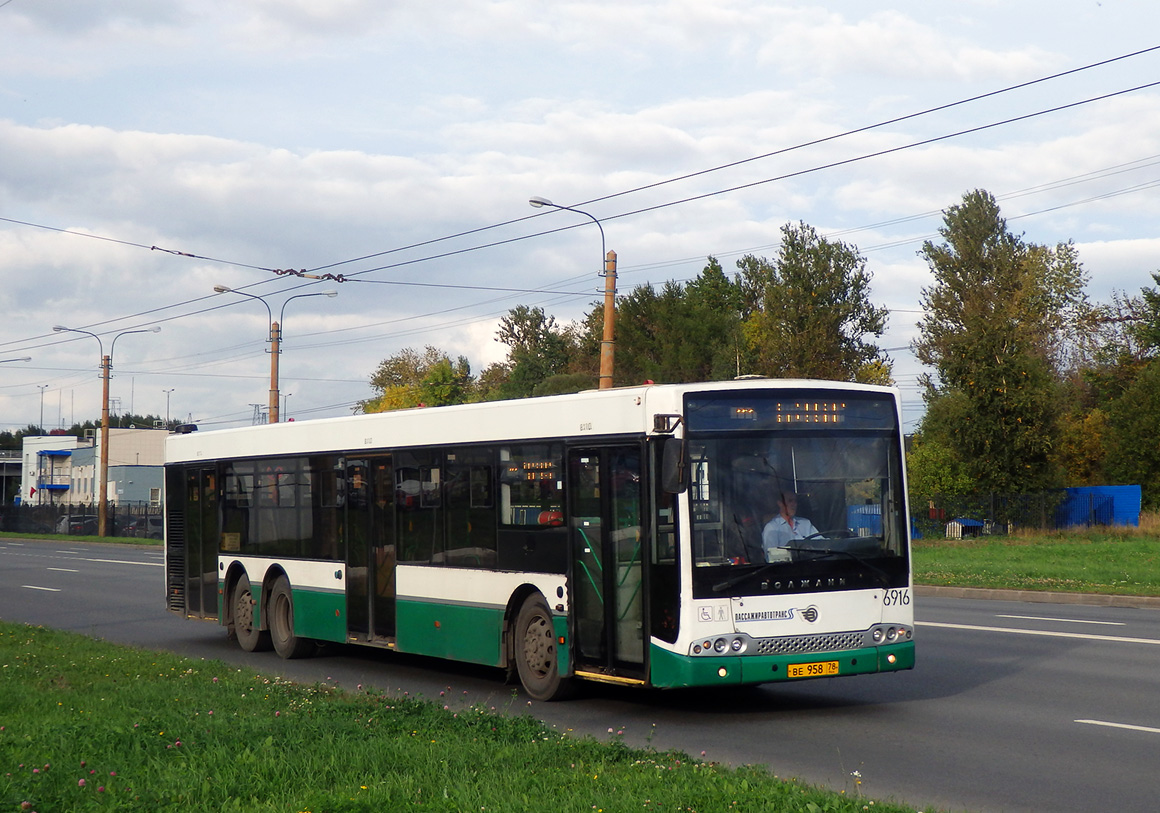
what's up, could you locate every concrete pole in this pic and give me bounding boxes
[598,250,617,389]
[98,354,111,537]
[269,320,281,424]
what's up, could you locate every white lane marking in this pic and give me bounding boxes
[997,614,1126,626]
[22,585,62,592]
[78,557,163,568]
[0,549,163,568]
[918,621,1160,646]
[1076,719,1160,735]
[47,567,80,573]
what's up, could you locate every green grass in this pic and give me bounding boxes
[912,515,1160,596]
[0,532,160,547]
[6,520,1157,810]
[0,621,917,813]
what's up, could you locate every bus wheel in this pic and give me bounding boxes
[269,575,313,659]
[231,574,270,652]
[514,595,573,701]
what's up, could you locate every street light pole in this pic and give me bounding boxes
[52,325,160,537]
[528,196,618,389]
[213,286,337,423]
[163,388,175,426]
[38,384,49,432]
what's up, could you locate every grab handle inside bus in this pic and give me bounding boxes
[661,437,687,494]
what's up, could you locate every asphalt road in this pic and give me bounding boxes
[3,537,1160,812]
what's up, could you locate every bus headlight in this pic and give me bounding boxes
[868,624,912,646]
[713,638,727,653]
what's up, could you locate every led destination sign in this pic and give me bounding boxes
[688,391,896,432]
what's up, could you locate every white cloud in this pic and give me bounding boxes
[3,2,1160,430]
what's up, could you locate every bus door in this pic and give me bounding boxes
[345,455,396,641]
[567,446,646,678]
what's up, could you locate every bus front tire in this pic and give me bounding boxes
[269,575,313,659]
[514,595,573,702]
[231,574,270,652]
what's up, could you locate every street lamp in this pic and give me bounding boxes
[163,388,176,427]
[529,196,618,389]
[213,286,337,423]
[52,324,160,537]
[37,384,49,433]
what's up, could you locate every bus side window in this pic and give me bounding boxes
[498,444,563,527]
[442,449,496,568]
[397,451,441,564]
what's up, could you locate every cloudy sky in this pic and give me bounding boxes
[2,1,1158,434]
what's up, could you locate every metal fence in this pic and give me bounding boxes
[912,489,1126,540]
[0,501,163,539]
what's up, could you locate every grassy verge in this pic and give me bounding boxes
[1,621,916,813]
[912,511,1160,596]
[0,532,160,547]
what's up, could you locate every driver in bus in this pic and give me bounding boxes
[762,490,819,555]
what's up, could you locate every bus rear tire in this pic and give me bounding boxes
[231,574,270,652]
[269,575,313,659]
[514,595,573,702]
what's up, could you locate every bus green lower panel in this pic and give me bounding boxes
[396,600,504,667]
[291,588,347,644]
[553,615,571,677]
[649,641,915,689]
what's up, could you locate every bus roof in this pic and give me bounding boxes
[165,379,898,465]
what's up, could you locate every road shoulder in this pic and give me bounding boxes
[916,584,1160,609]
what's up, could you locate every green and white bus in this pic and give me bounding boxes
[164,379,914,700]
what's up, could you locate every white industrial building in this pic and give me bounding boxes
[20,428,164,507]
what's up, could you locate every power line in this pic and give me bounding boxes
[285,79,1160,288]
[301,45,1160,277]
[5,45,1157,295]
[3,46,1159,420]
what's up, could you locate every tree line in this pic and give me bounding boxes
[0,414,177,450]
[358,190,1159,509]
[359,219,895,412]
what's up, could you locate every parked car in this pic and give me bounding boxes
[56,514,99,535]
[126,516,163,539]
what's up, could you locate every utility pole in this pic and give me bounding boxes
[98,354,111,536]
[269,320,281,424]
[599,250,617,389]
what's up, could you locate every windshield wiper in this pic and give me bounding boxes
[711,562,787,593]
[786,544,892,589]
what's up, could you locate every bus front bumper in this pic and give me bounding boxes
[648,640,915,689]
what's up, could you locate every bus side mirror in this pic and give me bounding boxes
[661,437,687,494]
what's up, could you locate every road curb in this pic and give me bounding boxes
[915,585,1160,610]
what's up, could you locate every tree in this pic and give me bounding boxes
[596,259,749,385]
[360,346,472,412]
[495,306,574,399]
[1104,362,1160,509]
[0,425,46,450]
[914,190,1088,494]
[740,222,889,382]
[1135,271,1160,354]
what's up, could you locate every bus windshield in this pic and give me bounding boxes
[687,431,908,598]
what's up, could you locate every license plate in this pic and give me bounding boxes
[787,660,839,678]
